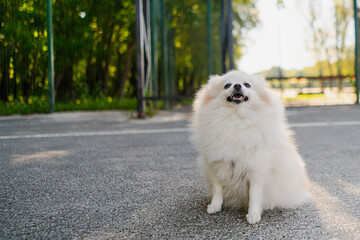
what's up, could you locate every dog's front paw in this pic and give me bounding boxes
[246,212,261,224]
[207,203,222,214]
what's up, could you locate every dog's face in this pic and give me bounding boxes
[222,74,252,105]
[204,71,270,108]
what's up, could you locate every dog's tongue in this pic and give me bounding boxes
[232,94,243,100]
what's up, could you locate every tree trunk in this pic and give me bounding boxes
[117,39,136,97]
[20,52,31,101]
[188,70,195,96]
[13,51,17,99]
[0,48,10,102]
[55,69,65,101]
[102,23,115,96]
[86,54,96,96]
[183,68,188,96]
[29,50,39,94]
[95,22,114,96]
[56,64,73,102]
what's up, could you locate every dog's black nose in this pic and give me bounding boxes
[234,84,241,90]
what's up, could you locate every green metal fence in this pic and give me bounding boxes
[0,0,236,115]
[1,0,359,116]
[1,0,140,113]
[354,0,360,104]
[135,0,360,116]
[135,0,237,117]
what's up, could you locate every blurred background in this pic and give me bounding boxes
[0,0,359,115]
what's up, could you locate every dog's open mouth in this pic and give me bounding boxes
[227,93,249,104]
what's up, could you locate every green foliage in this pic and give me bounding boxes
[1,0,259,115]
[0,96,50,115]
[0,96,136,115]
[55,97,136,112]
[0,0,137,104]
[282,93,328,104]
[300,0,353,77]
[258,42,355,78]
[168,0,259,95]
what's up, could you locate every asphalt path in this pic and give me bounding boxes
[1,105,360,239]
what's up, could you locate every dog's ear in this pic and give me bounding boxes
[208,74,222,87]
[207,74,225,98]
[253,75,267,88]
[194,75,223,107]
[252,75,272,105]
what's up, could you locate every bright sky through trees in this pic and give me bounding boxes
[238,0,354,74]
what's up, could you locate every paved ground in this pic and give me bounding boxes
[1,105,360,239]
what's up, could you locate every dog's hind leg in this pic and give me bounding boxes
[207,175,223,214]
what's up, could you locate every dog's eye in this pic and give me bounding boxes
[224,83,232,89]
[244,83,251,88]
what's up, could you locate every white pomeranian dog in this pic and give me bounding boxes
[190,70,311,224]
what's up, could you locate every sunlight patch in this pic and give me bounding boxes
[311,182,360,238]
[337,179,360,197]
[12,150,69,163]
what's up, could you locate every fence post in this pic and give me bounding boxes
[220,0,226,73]
[136,0,145,118]
[220,0,234,73]
[355,0,360,104]
[46,0,55,113]
[160,0,170,108]
[207,0,213,75]
[150,0,158,98]
[227,0,234,70]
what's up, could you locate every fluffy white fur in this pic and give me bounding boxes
[190,70,310,224]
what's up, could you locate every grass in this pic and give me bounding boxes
[296,93,325,98]
[4,93,344,116]
[0,96,193,117]
[0,96,137,116]
[283,93,325,101]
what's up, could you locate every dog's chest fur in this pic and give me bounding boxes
[210,159,251,207]
[199,107,269,165]
[212,160,248,183]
